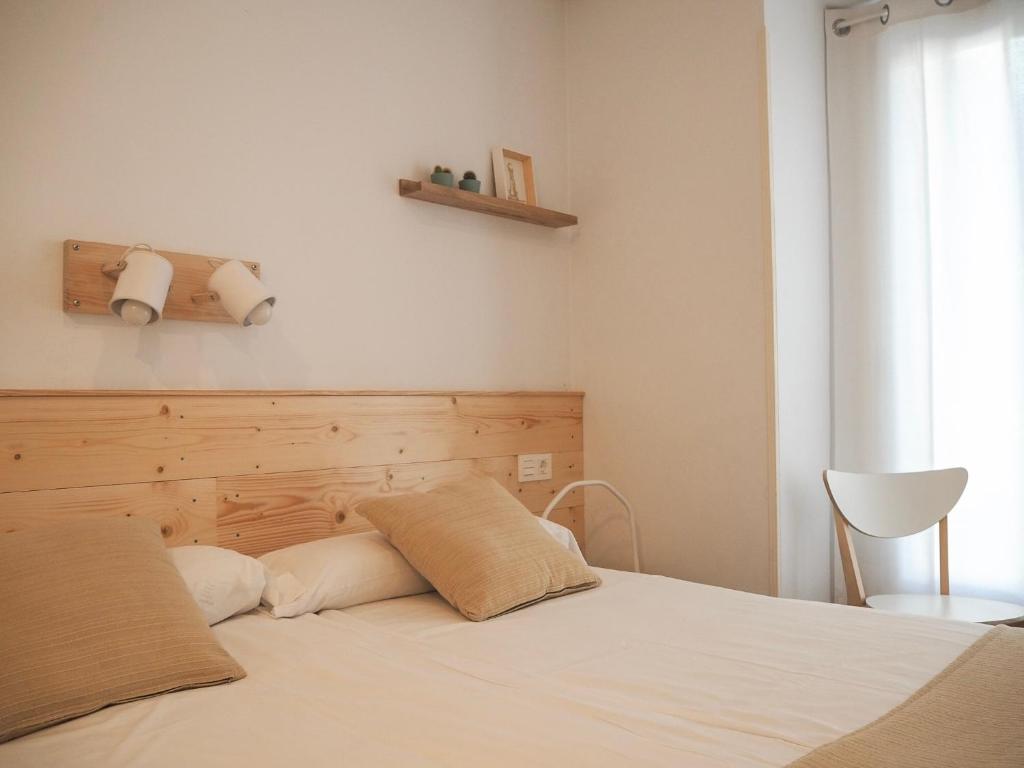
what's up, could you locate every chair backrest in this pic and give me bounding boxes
[823,468,968,538]
[822,467,967,606]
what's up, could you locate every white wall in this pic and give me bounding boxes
[566,0,777,594]
[1,1,831,598]
[0,0,572,390]
[763,0,833,601]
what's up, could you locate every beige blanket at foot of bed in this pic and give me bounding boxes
[789,624,1024,768]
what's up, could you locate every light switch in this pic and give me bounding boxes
[517,453,553,482]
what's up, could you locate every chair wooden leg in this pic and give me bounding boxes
[832,508,867,607]
[939,516,949,596]
[823,471,867,607]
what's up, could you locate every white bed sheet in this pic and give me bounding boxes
[0,569,986,767]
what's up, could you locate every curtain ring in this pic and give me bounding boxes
[936,0,953,7]
[881,4,890,24]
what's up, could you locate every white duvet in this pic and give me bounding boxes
[0,569,986,767]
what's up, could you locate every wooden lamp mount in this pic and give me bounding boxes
[62,239,261,324]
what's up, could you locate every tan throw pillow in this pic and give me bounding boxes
[357,476,600,621]
[0,517,246,743]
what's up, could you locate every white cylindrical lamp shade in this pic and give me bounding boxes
[108,247,174,325]
[208,260,276,326]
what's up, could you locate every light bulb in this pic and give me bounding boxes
[246,299,273,326]
[119,299,153,326]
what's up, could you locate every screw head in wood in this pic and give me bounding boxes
[72,243,80,251]
[249,264,257,272]
[72,299,81,307]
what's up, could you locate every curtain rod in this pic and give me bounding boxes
[832,4,889,36]
[832,0,955,37]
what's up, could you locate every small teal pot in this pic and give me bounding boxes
[430,171,454,187]
[458,178,481,193]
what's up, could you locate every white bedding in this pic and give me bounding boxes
[0,569,986,767]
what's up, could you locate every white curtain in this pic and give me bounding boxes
[826,0,1024,604]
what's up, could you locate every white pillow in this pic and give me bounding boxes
[536,516,586,562]
[259,520,586,620]
[259,531,433,618]
[169,545,266,626]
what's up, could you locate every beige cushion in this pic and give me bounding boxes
[0,518,246,743]
[357,476,600,621]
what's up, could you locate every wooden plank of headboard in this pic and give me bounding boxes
[547,506,583,543]
[0,391,584,556]
[0,393,580,493]
[0,479,216,546]
[214,453,583,556]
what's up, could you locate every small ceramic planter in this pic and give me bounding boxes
[430,171,454,187]
[458,178,481,193]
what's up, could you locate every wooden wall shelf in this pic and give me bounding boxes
[398,179,578,229]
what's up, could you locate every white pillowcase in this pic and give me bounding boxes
[169,545,266,626]
[536,516,586,562]
[259,531,432,618]
[259,518,586,619]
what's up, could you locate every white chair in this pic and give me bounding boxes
[823,468,1024,625]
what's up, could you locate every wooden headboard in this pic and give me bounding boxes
[0,390,584,556]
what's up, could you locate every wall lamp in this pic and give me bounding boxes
[194,260,276,326]
[104,244,173,326]
[63,240,276,326]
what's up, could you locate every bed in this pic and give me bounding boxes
[0,567,989,767]
[0,391,1018,766]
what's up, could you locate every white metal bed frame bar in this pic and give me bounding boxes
[543,480,640,573]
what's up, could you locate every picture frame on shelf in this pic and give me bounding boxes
[491,147,536,206]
